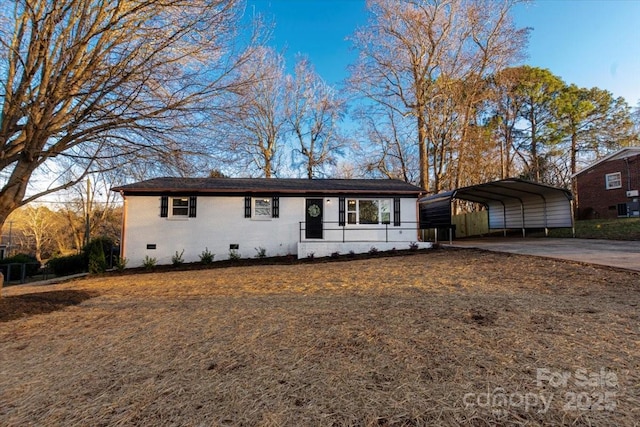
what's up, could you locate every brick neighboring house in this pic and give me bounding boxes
[574,147,640,219]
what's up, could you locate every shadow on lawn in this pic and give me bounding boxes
[0,290,99,323]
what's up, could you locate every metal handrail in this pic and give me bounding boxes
[299,221,422,243]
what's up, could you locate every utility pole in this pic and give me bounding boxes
[7,221,13,257]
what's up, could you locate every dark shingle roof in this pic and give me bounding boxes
[112,177,424,195]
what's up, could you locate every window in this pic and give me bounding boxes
[617,203,628,217]
[347,199,391,224]
[160,196,197,218]
[605,172,622,190]
[254,198,271,217]
[245,197,279,219]
[172,197,189,217]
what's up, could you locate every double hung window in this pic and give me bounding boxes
[160,196,197,218]
[605,172,622,190]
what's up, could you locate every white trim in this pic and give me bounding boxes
[605,172,622,190]
[170,196,190,218]
[252,197,272,220]
[346,198,392,225]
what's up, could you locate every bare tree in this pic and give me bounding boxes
[354,105,419,183]
[218,46,287,178]
[0,0,255,229]
[57,170,123,249]
[285,58,347,178]
[349,0,528,192]
[8,205,59,263]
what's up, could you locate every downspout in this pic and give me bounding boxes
[119,191,127,261]
[416,192,424,242]
[625,157,631,191]
[625,157,631,217]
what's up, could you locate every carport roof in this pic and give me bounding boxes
[418,178,574,234]
[443,178,572,205]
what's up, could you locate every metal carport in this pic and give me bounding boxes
[419,178,574,239]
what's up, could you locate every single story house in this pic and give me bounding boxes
[112,178,430,267]
[573,147,640,219]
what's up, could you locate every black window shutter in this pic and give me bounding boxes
[338,197,345,226]
[393,197,401,226]
[189,196,197,218]
[272,197,279,218]
[160,196,168,217]
[244,196,251,218]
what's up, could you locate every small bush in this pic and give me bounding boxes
[330,251,340,258]
[409,241,419,251]
[46,254,86,277]
[347,250,355,258]
[307,252,315,260]
[254,247,267,259]
[199,248,215,264]
[114,257,128,271]
[172,249,185,266]
[142,256,157,270]
[228,249,240,261]
[369,246,379,255]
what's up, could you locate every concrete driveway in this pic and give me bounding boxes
[448,238,640,272]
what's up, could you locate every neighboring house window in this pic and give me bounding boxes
[605,172,622,189]
[346,199,391,224]
[160,196,197,218]
[617,203,628,217]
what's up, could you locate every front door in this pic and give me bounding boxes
[305,198,323,239]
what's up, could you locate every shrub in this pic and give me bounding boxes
[369,246,379,255]
[86,240,107,274]
[307,252,315,260]
[114,257,128,271]
[142,256,157,270]
[330,251,340,258]
[254,247,267,258]
[172,249,185,266]
[228,249,241,261]
[0,253,40,280]
[409,241,419,251]
[46,254,86,277]
[199,248,215,264]
[84,237,115,268]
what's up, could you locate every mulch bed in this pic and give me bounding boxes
[0,248,638,426]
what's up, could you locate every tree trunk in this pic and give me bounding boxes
[417,112,430,192]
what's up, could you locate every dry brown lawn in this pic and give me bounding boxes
[0,248,638,426]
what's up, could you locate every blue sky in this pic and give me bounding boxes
[246,0,640,106]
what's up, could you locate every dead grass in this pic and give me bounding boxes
[0,248,638,426]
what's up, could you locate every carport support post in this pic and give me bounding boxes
[520,202,526,238]
[501,202,507,237]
